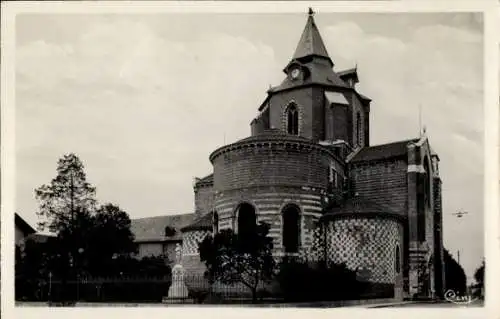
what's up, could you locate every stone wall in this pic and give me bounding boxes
[326,217,404,286]
[214,186,323,251]
[136,242,163,259]
[268,88,317,140]
[211,138,343,192]
[350,159,408,218]
[433,176,446,297]
[194,184,215,217]
[182,230,211,275]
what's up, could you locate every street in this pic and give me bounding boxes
[371,300,484,308]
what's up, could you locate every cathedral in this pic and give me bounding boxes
[173,9,445,301]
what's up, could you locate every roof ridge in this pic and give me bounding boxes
[366,138,420,148]
[131,213,195,221]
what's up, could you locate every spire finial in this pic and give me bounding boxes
[308,7,315,16]
[418,104,422,137]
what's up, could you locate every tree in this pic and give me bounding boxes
[15,237,64,300]
[86,204,138,276]
[35,153,97,246]
[443,249,466,295]
[198,222,276,303]
[276,259,366,302]
[473,260,484,298]
[474,260,484,286]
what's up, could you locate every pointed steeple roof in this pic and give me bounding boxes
[292,8,332,64]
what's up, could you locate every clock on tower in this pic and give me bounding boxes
[290,68,301,80]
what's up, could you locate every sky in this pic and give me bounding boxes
[15,11,484,281]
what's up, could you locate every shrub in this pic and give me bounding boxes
[276,260,367,302]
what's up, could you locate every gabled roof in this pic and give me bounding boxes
[131,213,196,242]
[325,196,392,215]
[321,196,405,221]
[181,212,213,232]
[292,9,331,63]
[350,138,420,163]
[15,213,36,235]
[274,61,350,93]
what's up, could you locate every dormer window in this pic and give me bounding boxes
[287,104,299,135]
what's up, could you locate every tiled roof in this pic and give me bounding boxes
[292,13,331,62]
[273,62,349,92]
[350,138,420,163]
[15,213,36,235]
[325,197,391,215]
[273,11,349,93]
[322,197,404,221]
[237,129,311,143]
[181,212,213,232]
[131,213,196,242]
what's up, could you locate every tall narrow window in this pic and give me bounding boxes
[356,112,361,146]
[395,245,401,273]
[329,166,338,189]
[287,104,299,135]
[213,211,219,234]
[282,204,301,253]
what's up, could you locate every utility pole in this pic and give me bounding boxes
[452,210,468,266]
[452,210,468,291]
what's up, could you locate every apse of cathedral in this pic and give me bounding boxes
[180,9,446,300]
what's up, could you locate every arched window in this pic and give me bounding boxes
[287,104,299,135]
[213,211,219,234]
[236,203,257,241]
[356,112,361,146]
[395,245,401,274]
[282,204,301,253]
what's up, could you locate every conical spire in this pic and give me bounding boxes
[292,8,332,64]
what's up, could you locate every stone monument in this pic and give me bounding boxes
[162,243,191,303]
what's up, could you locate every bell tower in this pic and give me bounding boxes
[250,8,371,153]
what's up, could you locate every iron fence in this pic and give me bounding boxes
[16,275,172,303]
[16,273,395,304]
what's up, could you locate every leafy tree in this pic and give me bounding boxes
[15,237,64,300]
[276,259,367,302]
[86,204,138,276]
[198,222,275,303]
[473,260,484,298]
[443,249,466,295]
[35,154,97,255]
[474,260,484,286]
